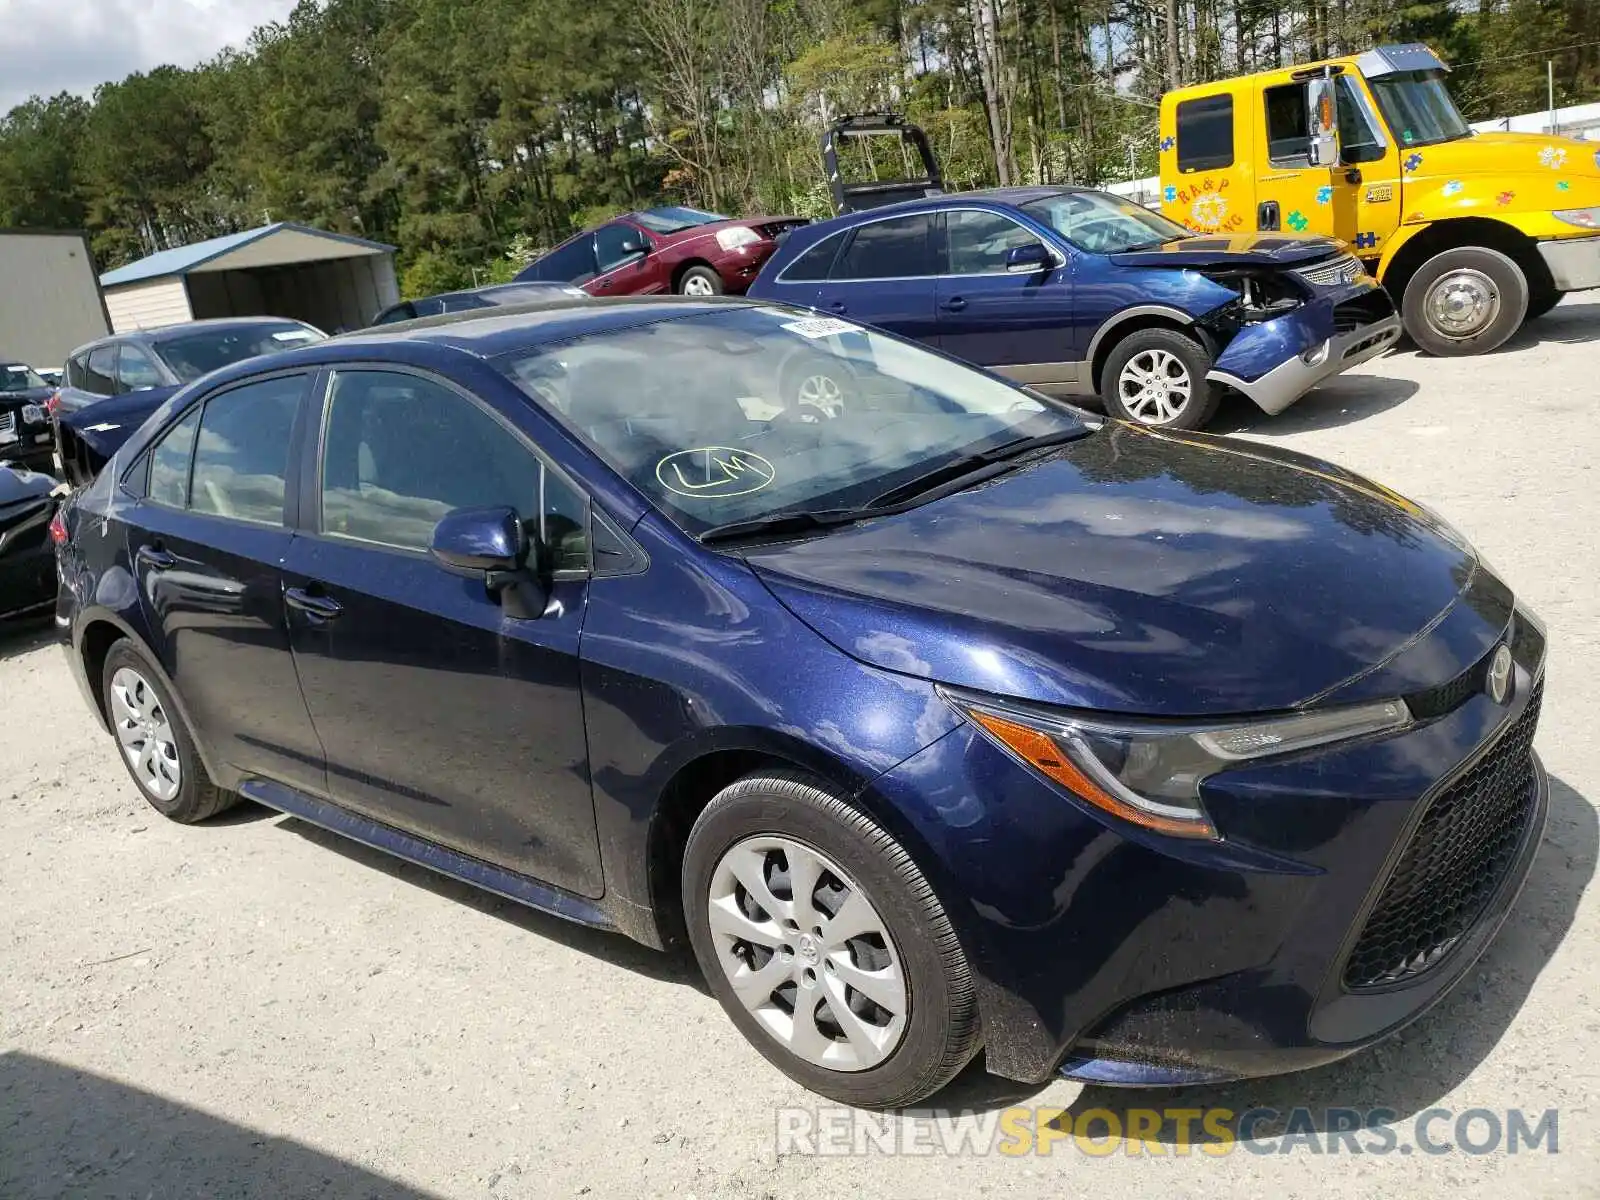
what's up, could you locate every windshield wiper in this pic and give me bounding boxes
[698,507,867,545]
[864,426,1089,509]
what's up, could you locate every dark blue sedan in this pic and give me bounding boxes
[54,297,1546,1106]
[747,187,1400,430]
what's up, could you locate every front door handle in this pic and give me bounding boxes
[285,586,343,622]
[941,296,967,312]
[826,299,848,313]
[135,544,176,571]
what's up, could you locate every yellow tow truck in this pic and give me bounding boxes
[1159,43,1600,355]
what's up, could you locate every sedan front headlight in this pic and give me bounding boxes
[1553,207,1600,229]
[944,689,1413,839]
[715,226,763,251]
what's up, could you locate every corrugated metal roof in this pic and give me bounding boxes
[100,222,394,288]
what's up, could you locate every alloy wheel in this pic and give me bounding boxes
[1425,268,1501,339]
[795,372,845,416]
[109,666,181,801]
[682,274,716,296]
[706,835,908,1072]
[1117,348,1193,424]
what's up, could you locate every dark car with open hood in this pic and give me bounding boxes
[55,296,1547,1107]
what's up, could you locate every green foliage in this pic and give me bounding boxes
[1,0,1597,277]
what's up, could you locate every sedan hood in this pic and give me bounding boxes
[748,424,1493,717]
[0,463,55,508]
[1111,233,1345,270]
[60,387,180,459]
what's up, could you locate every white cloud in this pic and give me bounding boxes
[0,0,297,113]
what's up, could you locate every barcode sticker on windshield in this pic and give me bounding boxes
[782,317,859,339]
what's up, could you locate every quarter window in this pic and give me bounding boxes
[1176,94,1234,172]
[944,210,1046,274]
[782,232,846,281]
[188,376,304,525]
[318,370,588,569]
[831,215,935,280]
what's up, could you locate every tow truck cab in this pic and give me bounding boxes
[1159,42,1600,355]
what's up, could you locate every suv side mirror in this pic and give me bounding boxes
[1306,75,1340,167]
[619,239,649,257]
[1005,242,1053,274]
[431,505,547,618]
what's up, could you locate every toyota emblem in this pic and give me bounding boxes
[1486,644,1513,705]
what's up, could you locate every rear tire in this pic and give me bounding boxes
[101,639,236,823]
[678,265,724,296]
[1401,245,1528,356]
[1100,327,1219,430]
[683,770,979,1108]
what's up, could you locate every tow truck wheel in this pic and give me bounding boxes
[1401,245,1528,356]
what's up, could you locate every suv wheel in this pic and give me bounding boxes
[102,639,236,823]
[1101,328,1219,429]
[683,771,980,1108]
[678,266,724,296]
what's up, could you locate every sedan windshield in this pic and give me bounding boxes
[1021,191,1191,254]
[498,307,1088,536]
[152,322,325,383]
[1,363,48,391]
[634,207,729,234]
[1369,70,1470,147]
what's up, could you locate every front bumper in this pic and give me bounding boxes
[869,601,1547,1086]
[1209,311,1401,415]
[1537,235,1600,291]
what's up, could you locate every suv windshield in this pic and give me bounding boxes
[1,363,48,391]
[1020,191,1191,253]
[152,322,324,383]
[1368,70,1470,147]
[634,207,729,234]
[499,307,1087,536]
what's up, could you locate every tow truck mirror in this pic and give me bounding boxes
[1307,76,1340,167]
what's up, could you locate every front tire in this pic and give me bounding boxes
[683,771,979,1108]
[101,639,236,823]
[677,265,724,296]
[1100,327,1219,429]
[1401,245,1528,356]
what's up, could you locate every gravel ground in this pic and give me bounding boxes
[3,302,1597,1199]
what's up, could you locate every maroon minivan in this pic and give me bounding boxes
[515,207,808,297]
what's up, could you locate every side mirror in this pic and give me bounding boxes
[619,239,649,257]
[1306,75,1340,167]
[431,505,548,618]
[1005,242,1053,274]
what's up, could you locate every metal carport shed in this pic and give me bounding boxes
[99,223,399,336]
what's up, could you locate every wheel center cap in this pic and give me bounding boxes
[797,935,820,965]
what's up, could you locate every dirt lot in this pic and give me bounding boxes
[3,303,1598,1199]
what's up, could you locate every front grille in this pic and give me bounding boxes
[1342,681,1543,990]
[0,410,15,438]
[1296,253,1365,287]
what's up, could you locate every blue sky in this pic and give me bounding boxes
[1,0,296,113]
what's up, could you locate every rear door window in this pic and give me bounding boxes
[85,345,118,395]
[831,215,935,280]
[781,232,846,281]
[1176,94,1234,172]
[188,375,304,526]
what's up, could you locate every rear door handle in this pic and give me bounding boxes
[135,545,176,571]
[941,296,967,312]
[285,587,343,622]
[826,299,848,313]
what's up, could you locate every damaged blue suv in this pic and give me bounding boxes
[748,187,1400,429]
